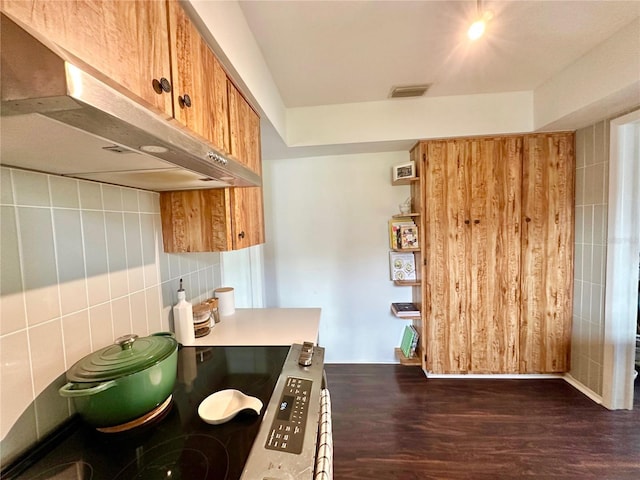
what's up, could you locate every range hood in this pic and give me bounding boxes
[0,14,261,191]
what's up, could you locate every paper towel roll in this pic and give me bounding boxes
[214,287,235,316]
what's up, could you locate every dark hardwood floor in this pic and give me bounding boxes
[325,364,640,480]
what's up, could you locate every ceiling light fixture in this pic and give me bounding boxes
[467,0,493,41]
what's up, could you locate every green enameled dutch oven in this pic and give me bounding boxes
[59,332,178,428]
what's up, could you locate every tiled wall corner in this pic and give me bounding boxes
[0,166,222,466]
[570,120,610,395]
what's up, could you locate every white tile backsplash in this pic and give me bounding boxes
[122,188,139,212]
[111,296,133,339]
[78,181,103,210]
[570,120,610,395]
[13,170,50,207]
[88,302,114,350]
[54,209,89,315]
[102,184,123,211]
[49,176,79,209]
[0,166,222,466]
[29,320,65,395]
[0,332,34,441]
[1,168,15,204]
[584,163,605,205]
[62,310,92,368]
[0,207,26,335]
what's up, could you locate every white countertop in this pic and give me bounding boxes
[185,308,321,346]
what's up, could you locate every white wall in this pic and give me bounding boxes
[262,151,415,362]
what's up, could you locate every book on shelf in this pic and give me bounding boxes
[400,325,415,358]
[388,219,417,250]
[400,325,420,358]
[399,224,419,249]
[409,325,419,358]
[391,302,420,317]
[389,251,416,281]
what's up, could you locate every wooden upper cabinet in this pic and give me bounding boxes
[520,132,575,373]
[159,186,264,252]
[232,187,265,250]
[160,189,232,252]
[1,0,173,116]
[168,0,229,153]
[228,80,262,175]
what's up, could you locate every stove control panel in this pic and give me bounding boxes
[241,343,325,480]
[265,377,312,454]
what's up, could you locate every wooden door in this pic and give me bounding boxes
[520,133,575,373]
[168,0,229,153]
[423,140,472,373]
[423,137,522,374]
[231,187,265,250]
[1,0,172,116]
[228,80,262,175]
[469,137,522,373]
[159,189,232,252]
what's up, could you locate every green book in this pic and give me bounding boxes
[400,325,415,358]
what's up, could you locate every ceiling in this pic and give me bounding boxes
[238,0,640,108]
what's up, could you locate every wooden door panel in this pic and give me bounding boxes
[232,187,265,250]
[159,189,232,252]
[2,0,172,116]
[228,81,262,175]
[169,0,229,152]
[424,140,471,373]
[470,137,521,373]
[520,133,574,373]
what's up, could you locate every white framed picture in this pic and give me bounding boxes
[392,161,416,182]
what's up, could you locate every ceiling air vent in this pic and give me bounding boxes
[389,84,431,99]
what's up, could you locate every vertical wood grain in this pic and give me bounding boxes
[159,189,232,252]
[423,140,472,373]
[520,132,575,373]
[228,80,262,175]
[231,187,265,250]
[168,0,229,152]
[470,137,521,373]
[1,0,172,116]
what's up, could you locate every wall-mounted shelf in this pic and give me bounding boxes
[394,348,420,366]
[392,212,420,219]
[390,304,421,319]
[392,177,419,186]
[393,279,421,287]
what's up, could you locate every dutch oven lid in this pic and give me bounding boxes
[66,333,177,383]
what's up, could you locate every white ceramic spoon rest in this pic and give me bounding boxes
[198,389,263,425]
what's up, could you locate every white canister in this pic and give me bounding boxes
[214,287,235,316]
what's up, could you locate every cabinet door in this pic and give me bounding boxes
[424,137,522,374]
[520,133,574,373]
[231,187,265,250]
[469,137,521,373]
[168,0,229,153]
[1,0,172,116]
[228,80,262,175]
[423,140,472,373]
[159,189,232,252]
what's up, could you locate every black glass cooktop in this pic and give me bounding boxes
[3,346,290,480]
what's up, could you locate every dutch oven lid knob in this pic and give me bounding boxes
[115,334,138,351]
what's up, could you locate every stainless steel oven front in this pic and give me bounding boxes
[241,342,333,480]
